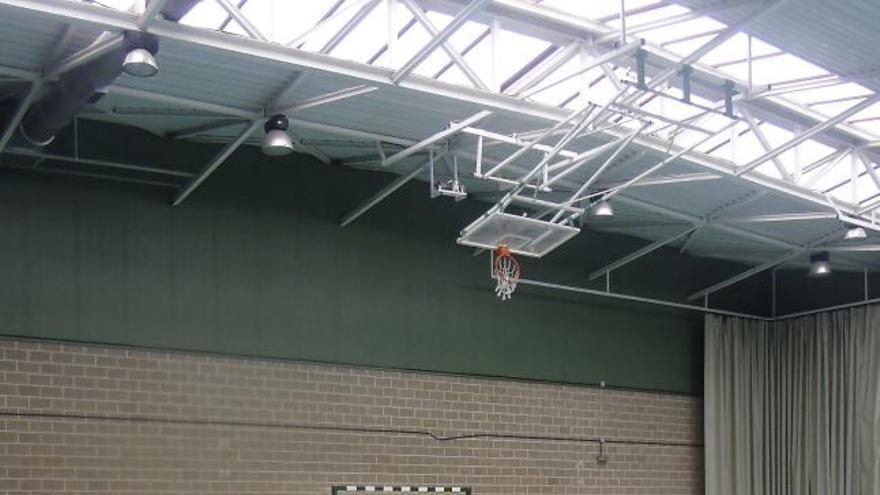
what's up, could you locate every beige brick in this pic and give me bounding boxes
[0,338,702,495]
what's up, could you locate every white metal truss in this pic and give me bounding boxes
[0,0,877,307]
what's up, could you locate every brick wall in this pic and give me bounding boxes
[0,338,703,494]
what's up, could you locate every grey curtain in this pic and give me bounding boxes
[705,305,880,495]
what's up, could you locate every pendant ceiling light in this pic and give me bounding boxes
[844,225,867,241]
[591,200,614,218]
[122,32,160,78]
[261,114,294,156]
[808,251,831,278]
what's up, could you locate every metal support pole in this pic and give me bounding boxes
[723,80,736,118]
[588,225,699,281]
[340,152,446,226]
[381,110,491,168]
[771,268,777,318]
[635,48,646,90]
[0,79,42,153]
[681,65,692,103]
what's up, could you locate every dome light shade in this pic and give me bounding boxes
[808,251,831,278]
[262,114,294,156]
[122,48,159,77]
[844,225,867,240]
[591,200,614,217]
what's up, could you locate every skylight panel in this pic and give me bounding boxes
[700,33,779,67]
[606,4,691,30]
[844,101,880,133]
[297,1,375,54]
[238,0,334,44]
[330,2,391,64]
[411,15,486,78]
[540,0,662,21]
[824,168,880,204]
[492,29,552,90]
[76,0,139,11]
[369,2,428,69]
[458,32,493,82]
[179,0,229,30]
[746,53,829,87]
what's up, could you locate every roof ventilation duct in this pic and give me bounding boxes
[17,32,159,147]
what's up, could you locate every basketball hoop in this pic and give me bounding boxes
[493,245,520,301]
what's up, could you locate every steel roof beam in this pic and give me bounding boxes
[520,39,643,99]
[272,85,379,114]
[687,250,801,302]
[460,127,581,161]
[0,79,42,154]
[613,195,799,251]
[599,120,737,203]
[169,119,248,139]
[341,151,447,226]
[318,0,380,53]
[1,0,875,223]
[173,120,261,206]
[395,0,490,90]
[381,110,491,168]
[138,0,170,28]
[856,149,880,192]
[737,96,880,176]
[720,212,837,223]
[503,41,578,97]
[686,227,850,301]
[4,145,193,178]
[587,225,700,281]
[553,127,643,223]
[46,33,124,78]
[0,161,180,188]
[739,107,792,182]
[215,0,266,41]
[481,98,605,178]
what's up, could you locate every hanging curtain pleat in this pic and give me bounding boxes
[704,305,880,495]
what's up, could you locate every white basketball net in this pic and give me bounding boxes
[493,249,520,301]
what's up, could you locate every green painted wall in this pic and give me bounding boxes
[0,124,739,394]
